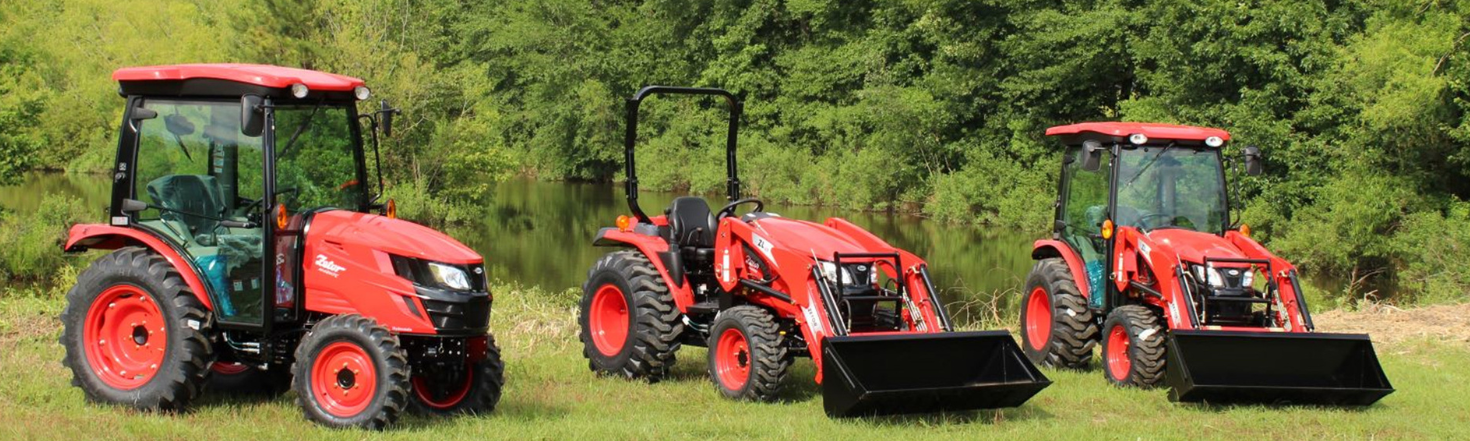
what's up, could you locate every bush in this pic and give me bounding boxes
[1394,202,1470,305]
[0,194,92,287]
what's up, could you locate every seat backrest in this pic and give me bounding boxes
[146,174,224,237]
[666,196,716,248]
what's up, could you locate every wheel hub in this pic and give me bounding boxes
[715,328,750,390]
[82,285,166,389]
[1024,287,1052,351]
[589,284,630,356]
[310,341,378,418]
[1106,324,1132,381]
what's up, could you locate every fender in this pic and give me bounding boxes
[591,228,696,310]
[64,224,214,310]
[1030,239,1091,300]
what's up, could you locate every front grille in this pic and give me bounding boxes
[422,295,491,333]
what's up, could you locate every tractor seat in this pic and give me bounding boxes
[666,196,716,250]
[147,174,226,239]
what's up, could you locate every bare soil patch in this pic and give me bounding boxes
[1314,303,1470,347]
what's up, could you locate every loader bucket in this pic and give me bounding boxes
[821,331,1050,417]
[1165,330,1394,406]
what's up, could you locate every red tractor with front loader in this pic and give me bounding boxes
[578,86,1050,417]
[59,64,503,429]
[1022,122,1393,404]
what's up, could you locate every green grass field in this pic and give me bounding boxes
[2,284,1466,440]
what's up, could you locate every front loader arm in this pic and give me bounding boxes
[1225,231,1313,332]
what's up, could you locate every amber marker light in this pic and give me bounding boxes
[1239,223,1251,238]
[1102,219,1115,240]
[275,203,288,229]
[616,215,632,232]
[386,199,398,219]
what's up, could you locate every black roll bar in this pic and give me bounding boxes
[624,86,743,223]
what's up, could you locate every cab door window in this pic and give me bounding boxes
[132,99,267,325]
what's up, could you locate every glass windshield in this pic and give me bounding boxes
[272,103,364,212]
[1115,145,1227,234]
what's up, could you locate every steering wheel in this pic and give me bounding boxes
[1134,212,1176,230]
[236,187,300,214]
[716,198,765,219]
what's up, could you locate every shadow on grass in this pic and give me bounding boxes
[1178,400,1387,414]
[840,405,1054,426]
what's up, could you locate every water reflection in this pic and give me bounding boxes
[453,179,1038,324]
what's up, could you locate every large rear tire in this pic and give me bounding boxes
[292,314,409,430]
[1101,305,1166,388]
[409,334,505,415]
[579,250,683,381]
[707,306,790,401]
[1020,258,1099,369]
[60,247,213,411]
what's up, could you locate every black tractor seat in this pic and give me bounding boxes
[666,196,716,262]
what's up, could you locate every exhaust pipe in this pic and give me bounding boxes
[1166,330,1394,405]
[821,331,1050,417]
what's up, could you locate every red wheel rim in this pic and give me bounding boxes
[211,361,250,376]
[714,327,750,391]
[411,369,474,410]
[82,285,167,389]
[589,284,630,357]
[310,341,378,418]
[1106,324,1132,382]
[1024,287,1052,351]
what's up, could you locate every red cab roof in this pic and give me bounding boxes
[112,64,364,91]
[1045,122,1230,143]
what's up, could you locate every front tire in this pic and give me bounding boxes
[1020,257,1099,369]
[60,247,213,411]
[1101,305,1166,388]
[579,250,683,381]
[292,314,410,430]
[707,306,790,401]
[409,334,505,415]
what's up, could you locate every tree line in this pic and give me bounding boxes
[1,0,1467,304]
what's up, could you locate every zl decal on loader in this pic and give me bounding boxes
[1023,122,1392,405]
[60,64,503,429]
[579,86,1049,417]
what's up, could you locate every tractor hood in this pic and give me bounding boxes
[1145,229,1245,265]
[308,210,481,264]
[752,217,881,259]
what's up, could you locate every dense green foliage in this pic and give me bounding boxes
[2,0,1467,303]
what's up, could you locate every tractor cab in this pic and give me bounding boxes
[1045,122,1261,311]
[105,64,393,330]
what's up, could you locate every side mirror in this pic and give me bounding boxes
[1242,145,1263,176]
[1081,139,1105,172]
[241,95,265,137]
[120,198,148,213]
[378,100,400,137]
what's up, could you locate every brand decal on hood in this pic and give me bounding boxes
[315,254,346,277]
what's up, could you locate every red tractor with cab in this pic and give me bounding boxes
[578,86,1050,417]
[1023,122,1393,404]
[60,64,503,429]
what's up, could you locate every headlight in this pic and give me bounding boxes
[428,262,471,291]
[818,261,857,286]
[818,261,880,286]
[1240,270,1254,288]
[1192,265,1225,288]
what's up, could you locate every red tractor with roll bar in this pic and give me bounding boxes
[578,86,1050,417]
[59,64,503,429]
[1022,122,1393,404]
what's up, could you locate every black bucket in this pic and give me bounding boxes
[1165,330,1394,405]
[821,331,1050,417]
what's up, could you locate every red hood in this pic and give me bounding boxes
[309,210,481,264]
[1145,229,1245,265]
[750,217,880,259]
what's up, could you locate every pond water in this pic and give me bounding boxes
[0,172,1343,324]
